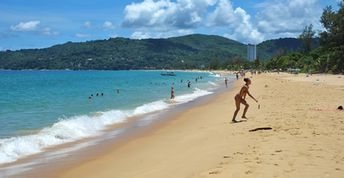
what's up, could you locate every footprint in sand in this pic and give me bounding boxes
[245,170,253,174]
[233,152,244,155]
[219,162,229,165]
[284,169,295,173]
[209,170,222,175]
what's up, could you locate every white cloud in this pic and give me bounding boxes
[76,33,91,38]
[11,21,40,31]
[41,27,59,36]
[103,21,115,29]
[84,21,92,28]
[131,31,151,39]
[131,29,193,39]
[109,34,118,38]
[123,0,262,43]
[123,0,215,29]
[256,0,323,39]
[9,20,59,37]
[123,0,327,43]
[208,0,263,43]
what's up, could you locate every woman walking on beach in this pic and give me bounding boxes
[232,78,258,123]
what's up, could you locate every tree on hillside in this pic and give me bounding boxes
[254,58,261,69]
[299,24,316,53]
[319,1,344,73]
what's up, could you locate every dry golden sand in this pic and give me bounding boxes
[57,73,344,178]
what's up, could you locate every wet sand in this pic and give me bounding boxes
[56,73,344,178]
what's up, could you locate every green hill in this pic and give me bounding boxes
[0,34,310,70]
[257,38,319,60]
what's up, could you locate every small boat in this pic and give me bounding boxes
[160,72,176,76]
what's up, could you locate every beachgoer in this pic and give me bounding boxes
[117,89,120,94]
[96,93,99,96]
[232,78,258,123]
[101,93,104,96]
[236,73,239,80]
[187,81,191,88]
[195,78,198,82]
[88,96,92,99]
[170,87,175,100]
[225,78,228,88]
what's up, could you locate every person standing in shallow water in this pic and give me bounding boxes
[225,78,228,88]
[170,87,175,100]
[232,78,258,123]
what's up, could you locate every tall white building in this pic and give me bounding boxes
[247,44,257,61]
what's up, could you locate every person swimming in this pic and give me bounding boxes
[232,78,258,123]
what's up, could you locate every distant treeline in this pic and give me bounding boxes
[0,32,312,71]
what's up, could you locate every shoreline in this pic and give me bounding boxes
[3,72,343,177]
[0,70,228,165]
[55,73,343,178]
[0,75,233,177]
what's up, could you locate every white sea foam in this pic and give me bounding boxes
[0,110,129,164]
[209,72,221,78]
[175,88,212,103]
[132,100,169,116]
[0,88,213,165]
[208,81,219,86]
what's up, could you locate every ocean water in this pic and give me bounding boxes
[0,70,226,164]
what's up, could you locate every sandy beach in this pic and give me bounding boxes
[55,73,344,178]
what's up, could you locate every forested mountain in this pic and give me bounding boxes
[257,38,319,60]
[0,34,307,70]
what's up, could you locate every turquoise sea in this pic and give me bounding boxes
[0,70,227,164]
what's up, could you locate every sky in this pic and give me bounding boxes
[0,0,340,50]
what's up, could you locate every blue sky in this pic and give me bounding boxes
[0,0,339,50]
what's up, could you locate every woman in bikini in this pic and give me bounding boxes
[232,78,258,123]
